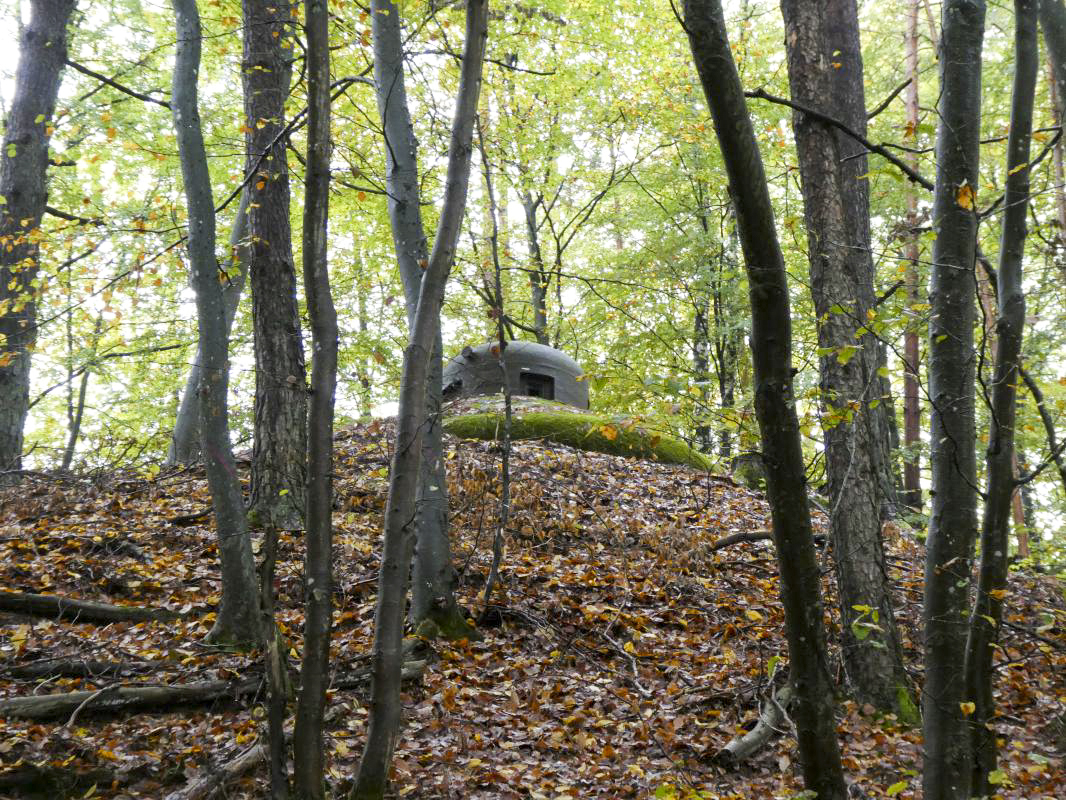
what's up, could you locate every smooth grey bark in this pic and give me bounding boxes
[170,0,261,647]
[779,0,915,721]
[291,0,337,794]
[1020,365,1066,497]
[370,0,470,637]
[243,0,307,531]
[61,314,102,471]
[923,2,985,799]
[520,189,551,345]
[167,189,251,466]
[0,0,76,475]
[351,3,487,796]
[682,1,847,798]
[902,0,923,511]
[966,6,1036,790]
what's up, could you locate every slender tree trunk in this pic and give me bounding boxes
[903,0,924,511]
[168,189,251,466]
[779,0,915,720]
[291,0,336,794]
[0,0,77,476]
[1041,0,1066,281]
[370,0,472,638]
[351,4,486,796]
[61,314,102,471]
[170,0,261,648]
[243,0,307,530]
[965,6,1036,794]
[520,190,550,345]
[923,2,985,798]
[682,2,847,797]
[1021,366,1066,497]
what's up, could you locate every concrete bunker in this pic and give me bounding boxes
[442,341,589,409]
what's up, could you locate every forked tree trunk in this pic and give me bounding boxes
[168,189,251,466]
[965,5,1036,793]
[243,0,307,531]
[169,0,261,648]
[370,0,472,638]
[351,4,487,797]
[923,2,985,798]
[779,0,915,721]
[682,1,847,797]
[0,0,77,476]
[291,0,337,794]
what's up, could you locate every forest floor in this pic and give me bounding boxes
[0,420,1063,799]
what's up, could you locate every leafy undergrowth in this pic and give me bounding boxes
[0,420,1062,799]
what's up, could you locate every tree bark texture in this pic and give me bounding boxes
[351,3,487,796]
[291,0,337,795]
[903,0,924,511]
[242,0,307,530]
[170,0,261,647]
[965,2,1036,792]
[682,2,847,798]
[370,0,469,637]
[779,0,915,721]
[0,0,76,474]
[923,2,985,799]
[168,189,251,466]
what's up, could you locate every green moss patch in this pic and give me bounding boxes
[443,402,714,471]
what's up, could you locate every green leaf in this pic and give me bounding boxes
[34,114,45,124]
[987,769,1008,785]
[837,345,858,365]
[886,780,907,796]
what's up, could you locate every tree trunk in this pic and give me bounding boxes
[779,0,915,721]
[170,0,261,648]
[291,0,337,794]
[61,314,102,471]
[923,2,985,798]
[351,4,487,797]
[682,2,847,798]
[167,190,251,466]
[965,8,1036,793]
[370,0,472,638]
[903,0,924,511]
[0,0,77,475]
[242,0,307,531]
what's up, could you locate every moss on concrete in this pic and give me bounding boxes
[443,407,714,471]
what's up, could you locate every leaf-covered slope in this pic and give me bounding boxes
[0,421,1062,798]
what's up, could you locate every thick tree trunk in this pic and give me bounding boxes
[965,7,1036,795]
[922,2,985,798]
[682,2,847,798]
[0,0,76,475]
[351,4,487,797]
[167,190,251,466]
[779,0,915,721]
[902,0,924,511]
[370,0,471,638]
[291,0,337,795]
[170,0,261,648]
[242,0,307,531]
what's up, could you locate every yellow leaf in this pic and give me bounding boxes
[745,609,764,622]
[1008,162,1027,176]
[988,588,1007,600]
[600,424,618,441]
[623,640,636,654]
[97,748,120,761]
[956,183,975,211]
[256,180,266,190]
[959,701,976,715]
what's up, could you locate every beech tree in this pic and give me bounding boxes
[0,0,77,475]
[682,1,847,797]
[369,0,472,637]
[352,0,487,795]
[922,1,985,797]
[169,0,261,647]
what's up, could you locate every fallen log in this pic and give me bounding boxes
[0,591,178,624]
[3,658,156,680]
[713,685,793,765]
[0,660,427,720]
[163,742,267,800]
